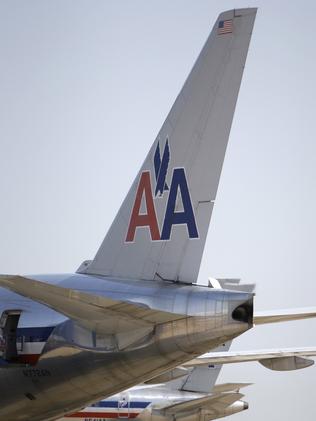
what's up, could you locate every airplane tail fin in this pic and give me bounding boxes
[80,8,257,283]
[180,342,232,393]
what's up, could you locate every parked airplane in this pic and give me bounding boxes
[62,383,250,421]
[61,344,250,421]
[0,7,315,421]
[61,344,316,421]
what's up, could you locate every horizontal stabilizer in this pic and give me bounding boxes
[254,308,316,325]
[157,392,244,416]
[0,275,185,342]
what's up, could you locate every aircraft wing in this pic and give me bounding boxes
[0,275,185,342]
[211,383,252,393]
[254,308,316,324]
[184,347,316,370]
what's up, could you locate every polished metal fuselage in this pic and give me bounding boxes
[60,385,208,421]
[60,384,246,421]
[0,274,253,421]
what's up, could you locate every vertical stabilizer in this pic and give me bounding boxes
[181,342,232,393]
[81,9,257,283]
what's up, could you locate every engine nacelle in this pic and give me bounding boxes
[259,356,314,371]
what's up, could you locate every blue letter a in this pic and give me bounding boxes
[161,168,199,240]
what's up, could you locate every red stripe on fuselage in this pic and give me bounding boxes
[17,354,40,365]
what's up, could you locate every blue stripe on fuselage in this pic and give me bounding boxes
[17,326,55,342]
[91,401,151,409]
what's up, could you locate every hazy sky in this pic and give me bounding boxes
[1,1,316,419]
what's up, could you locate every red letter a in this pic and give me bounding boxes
[126,171,160,242]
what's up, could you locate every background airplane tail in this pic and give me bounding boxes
[80,8,257,283]
[180,342,232,393]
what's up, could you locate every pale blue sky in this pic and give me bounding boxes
[0,1,316,419]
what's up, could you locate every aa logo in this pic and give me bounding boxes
[126,140,199,242]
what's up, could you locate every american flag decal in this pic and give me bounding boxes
[218,19,233,35]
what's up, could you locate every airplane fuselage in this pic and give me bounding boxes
[0,274,252,421]
[59,385,248,421]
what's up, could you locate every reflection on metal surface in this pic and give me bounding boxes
[0,274,253,420]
